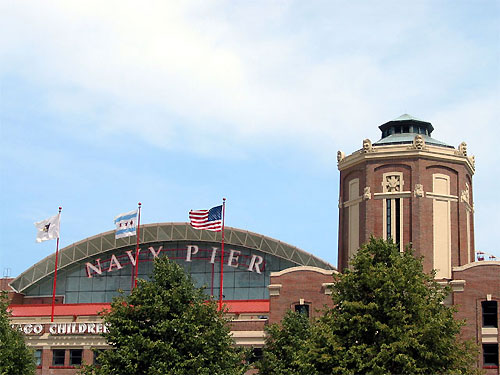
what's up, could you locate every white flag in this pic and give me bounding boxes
[114,210,138,239]
[34,214,60,243]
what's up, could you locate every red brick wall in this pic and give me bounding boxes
[453,263,500,373]
[230,320,266,331]
[269,268,334,324]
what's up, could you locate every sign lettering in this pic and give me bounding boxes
[85,245,265,278]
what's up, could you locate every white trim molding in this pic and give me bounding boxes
[270,266,337,277]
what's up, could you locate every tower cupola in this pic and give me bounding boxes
[374,114,452,148]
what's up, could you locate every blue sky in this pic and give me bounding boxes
[1,0,499,277]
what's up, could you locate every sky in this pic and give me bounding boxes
[0,0,499,278]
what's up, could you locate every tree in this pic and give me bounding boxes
[82,256,247,375]
[257,309,313,375]
[0,291,36,375]
[308,238,479,375]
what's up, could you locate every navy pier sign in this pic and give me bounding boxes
[85,245,265,278]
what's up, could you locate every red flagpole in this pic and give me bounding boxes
[219,198,226,311]
[133,202,142,289]
[50,207,62,323]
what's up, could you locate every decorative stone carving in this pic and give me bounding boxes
[362,139,373,153]
[456,141,467,156]
[413,183,424,197]
[411,134,426,150]
[384,175,401,192]
[337,150,345,163]
[461,185,470,204]
[363,187,371,200]
[469,155,475,169]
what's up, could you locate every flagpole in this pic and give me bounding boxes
[219,198,226,311]
[50,207,62,323]
[133,202,142,289]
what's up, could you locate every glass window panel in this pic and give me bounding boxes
[248,287,265,300]
[234,272,249,288]
[65,292,79,304]
[190,273,206,288]
[39,279,52,295]
[119,276,132,290]
[79,277,93,291]
[105,275,119,290]
[55,277,66,294]
[106,291,120,301]
[69,349,82,366]
[66,277,80,292]
[66,266,81,277]
[483,344,499,367]
[222,270,235,288]
[294,304,310,317]
[233,287,249,300]
[52,349,65,366]
[24,285,40,296]
[92,277,107,291]
[482,301,498,328]
[211,288,220,300]
[189,259,206,273]
[223,287,235,300]
[212,273,220,288]
[91,291,106,303]
[248,272,264,287]
[34,349,42,366]
[78,292,92,303]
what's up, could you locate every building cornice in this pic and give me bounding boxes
[452,261,500,272]
[270,266,337,277]
[338,145,475,175]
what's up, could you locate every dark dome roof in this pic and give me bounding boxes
[374,114,452,148]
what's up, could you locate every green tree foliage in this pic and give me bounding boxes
[257,310,312,375]
[0,291,36,375]
[82,256,246,375]
[308,238,479,375]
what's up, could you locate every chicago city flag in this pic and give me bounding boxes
[114,209,138,239]
[34,214,60,243]
[189,205,223,231]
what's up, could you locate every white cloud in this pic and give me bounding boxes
[2,0,497,163]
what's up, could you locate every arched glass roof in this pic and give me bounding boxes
[10,223,335,293]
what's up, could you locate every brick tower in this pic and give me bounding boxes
[337,114,476,279]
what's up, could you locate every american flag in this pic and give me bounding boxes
[189,205,223,231]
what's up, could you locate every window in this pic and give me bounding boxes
[483,344,499,368]
[386,198,392,239]
[248,348,263,364]
[34,349,42,366]
[52,349,65,366]
[294,304,310,317]
[69,349,83,366]
[482,301,498,328]
[385,198,402,248]
[94,349,103,365]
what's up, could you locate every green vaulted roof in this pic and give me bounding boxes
[10,223,335,293]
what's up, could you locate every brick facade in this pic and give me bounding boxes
[268,267,335,324]
[338,154,475,274]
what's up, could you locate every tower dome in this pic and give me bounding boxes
[373,114,452,148]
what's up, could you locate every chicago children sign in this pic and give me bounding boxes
[85,245,265,278]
